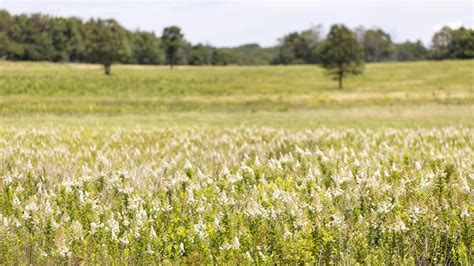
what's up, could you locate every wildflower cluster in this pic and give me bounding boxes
[0,127,472,264]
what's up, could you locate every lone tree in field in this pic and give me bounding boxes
[161,26,184,69]
[319,24,364,89]
[85,19,130,75]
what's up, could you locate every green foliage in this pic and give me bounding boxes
[431,26,474,60]
[225,44,277,65]
[49,17,86,62]
[8,14,56,61]
[447,27,474,59]
[319,24,364,89]
[273,26,322,64]
[161,26,184,68]
[84,19,131,75]
[394,41,428,61]
[361,28,395,62]
[0,9,12,58]
[188,43,238,66]
[189,43,214,65]
[129,31,164,65]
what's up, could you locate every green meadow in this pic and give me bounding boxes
[0,59,473,128]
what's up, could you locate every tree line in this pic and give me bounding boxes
[0,10,276,68]
[273,25,473,64]
[0,9,472,71]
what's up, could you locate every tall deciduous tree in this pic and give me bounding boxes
[362,28,395,62]
[0,10,11,58]
[431,26,453,59]
[273,26,322,64]
[319,24,364,90]
[189,43,213,65]
[446,27,474,59]
[129,31,164,65]
[84,19,130,75]
[161,26,183,69]
[431,26,474,59]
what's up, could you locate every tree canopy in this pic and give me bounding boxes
[360,28,395,62]
[129,31,164,65]
[84,19,130,75]
[273,26,322,64]
[319,24,364,89]
[161,26,184,69]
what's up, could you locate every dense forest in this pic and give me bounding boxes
[0,9,472,66]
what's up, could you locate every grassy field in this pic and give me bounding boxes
[1,60,472,97]
[0,60,473,264]
[1,60,473,128]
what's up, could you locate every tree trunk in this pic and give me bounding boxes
[104,64,112,75]
[338,73,343,90]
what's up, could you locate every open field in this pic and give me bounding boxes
[1,60,473,127]
[1,60,473,97]
[0,61,473,263]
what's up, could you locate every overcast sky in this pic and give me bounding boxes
[0,0,472,47]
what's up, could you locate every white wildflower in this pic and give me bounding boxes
[460,206,470,218]
[233,236,240,250]
[21,211,31,220]
[179,242,185,255]
[146,244,154,255]
[150,225,157,239]
[120,235,129,245]
[392,217,409,233]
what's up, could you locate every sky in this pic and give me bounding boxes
[0,0,472,47]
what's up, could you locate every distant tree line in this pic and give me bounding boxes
[0,9,472,69]
[272,25,473,64]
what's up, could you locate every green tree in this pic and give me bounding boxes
[394,40,427,61]
[431,26,474,59]
[319,24,364,90]
[448,27,474,59]
[0,10,11,58]
[161,26,184,69]
[63,18,86,62]
[84,19,130,75]
[431,26,453,59]
[229,43,276,65]
[299,26,323,63]
[6,14,56,61]
[190,43,213,65]
[273,26,322,64]
[175,40,192,65]
[129,31,163,65]
[211,48,231,65]
[49,18,70,61]
[361,28,395,62]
